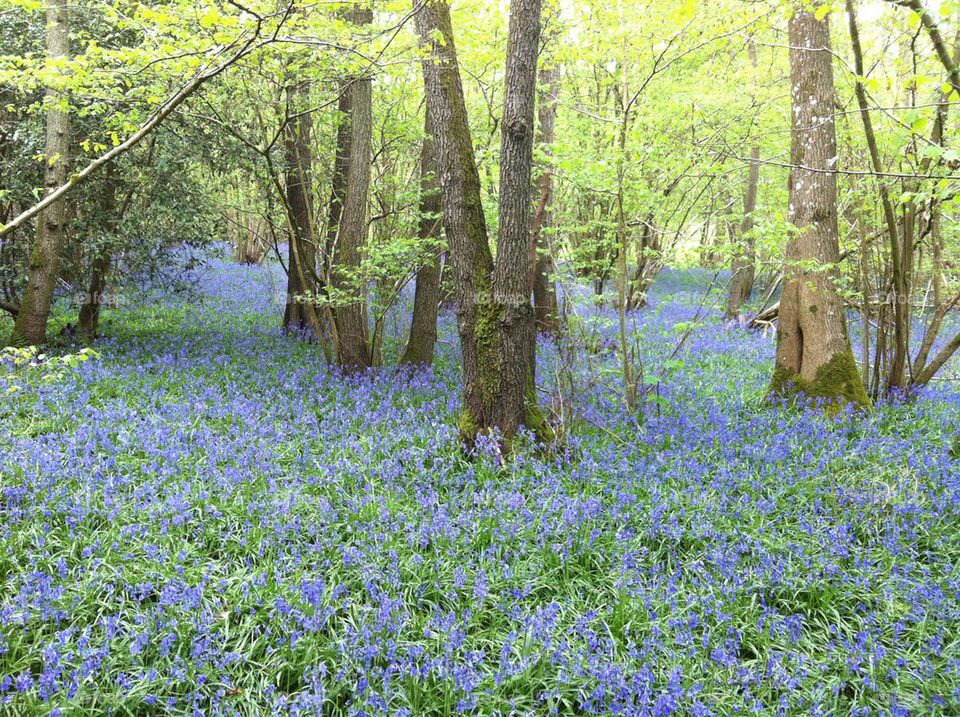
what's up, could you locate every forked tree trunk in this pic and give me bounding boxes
[10,0,70,347]
[531,63,560,335]
[282,80,321,337]
[415,0,551,444]
[401,114,443,366]
[769,7,868,408]
[330,4,373,369]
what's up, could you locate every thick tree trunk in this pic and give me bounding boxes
[493,0,543,436]
[282,80,321,337]
[531,63,560,335]
[769,7,868,408]
[415,0,550,444]
[10,0,70,347]
[401,114,443,366]
[330,5,373,369]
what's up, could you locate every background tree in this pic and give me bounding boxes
[532,61,561,335]
[725,36,761,321]
[400,113,444,366]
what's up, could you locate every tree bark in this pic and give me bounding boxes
[531,63,560,335]
[325,84,352,280]
[282,80,321,337]
[78,163,125,337]
[236,214,267,265]
[400,113,443,366]
[725,148,760,318]
[10,0,70,346]
[846,0,909,393]
[330,4,373,369]
[415,0,550,444]
[626,214,661,310]
[768,7,868,408]
[725,38,760,320]
[493,0,543,435]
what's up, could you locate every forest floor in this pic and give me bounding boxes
[1,250,959,716]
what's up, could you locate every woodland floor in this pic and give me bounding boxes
[1,249,959,716]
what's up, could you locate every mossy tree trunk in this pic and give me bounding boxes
[415,0,551,444]
[531,62,560,336]
[401,114,443,366]
[330,4,373,370]
[769,7,868,408]
[10,0,70,347]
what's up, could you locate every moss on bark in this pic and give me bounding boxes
[769,350,871,410]
[473,292,503,409]
[457,407,482,444]
[523,385,555,445]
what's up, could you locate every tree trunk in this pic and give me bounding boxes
[78,253,111,337]
[493,0,543,436]
[415,0,550,444]
[78,164,123,337]
[725,147,760,319]
[282,80,321,336]
[769,7,868,408]
[330,4,373,369]
[401,113,443,366]
[325,86,352,280]
[10,0,70,346]
[531,63,560,335]
[726,37,761,320]
[236,215,267,265]
[627,214,661,310]
[846,0,909,393]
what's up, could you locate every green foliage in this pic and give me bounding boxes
[1,344,98,393]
